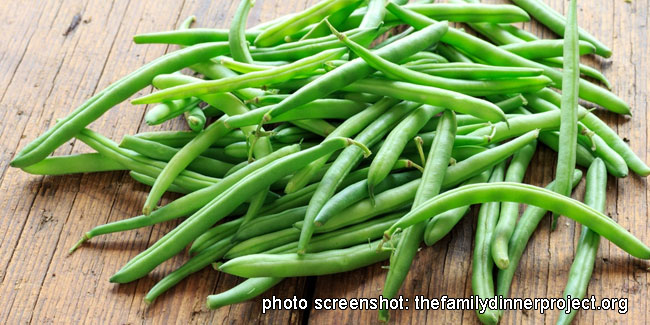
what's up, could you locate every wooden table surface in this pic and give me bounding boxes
[1,0,648,323]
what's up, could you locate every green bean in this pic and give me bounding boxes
[190,59,266,101]
[368,105,439,198]
[133,29,259,45]
[490,140,536,270]
[231,99,367,127]
[500,39,596,60]
[379,110,456,322]
[284,97,398,194]
[495,170,583,299]
[184,105,206,132]
[407,62,544,80]
[11,42,232,168]
[133,48,345,104]
[467,110,584,145]
[359,0,385,28]
[401,51,449,64]
[442,130,539,189]
[189,218,244,255]
[341,78,510,122]
[557,158,606,325]
[423,168,493,246]
[206,277,283,310]
[499,23,538,42]
[254,0,363,47]
[538,131,595,170]
[305,181,419,235]
[300,1,362,40]
[119,135,234,178]
[21,153,125,175]
[510,0,612,57]
[297,101,420,253]
[384,3,630,115]
[246,21,449,128]
[250,28,380,62]
[109,137,369,283]
[538,57,612,90]
[471,161,505,325]
[534,88,647,176]
[451,146,488,162]
[145,97,202,125]
[436,43,473,63]
[233,206,307,242]
[229,0,255,63]
[448,0,524,46]
[345,3,530,28]
[272,127,316,144]
[142,117,231,215]
[133,130,246,148]
[374,27,414,49]
[315,171,420,226]
[520,95,626,178]
[225,227,300,259]
[219,239,391,277]
[386,179,650,260]
[270,212,403,254]
[74,129,218,192]
[219,57,272,73]
[128,171,191,194]
[552,0,581,230]
[69,145,299,253]
[145,235,235,303]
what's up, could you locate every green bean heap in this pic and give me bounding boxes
[11,0,649,323]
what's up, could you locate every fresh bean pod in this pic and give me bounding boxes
[491,140,537,269]
[553,0,581,230]
[384,181,650,260]
[219,239,392,277]
[557,158,606,325]
[500,39,596,59]
[21,153,125,175]
[367,105,439,197]
[145,235,235,303]
[472,161,506,325]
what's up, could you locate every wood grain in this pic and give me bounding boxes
[0,0,647,324]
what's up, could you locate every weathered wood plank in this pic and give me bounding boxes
[0,0,647,324]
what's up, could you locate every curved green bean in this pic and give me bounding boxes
[229,0,255,63]
[12,42,231,168]
[384,181,650,260]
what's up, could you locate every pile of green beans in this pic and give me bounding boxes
[11,0,649,324]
